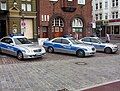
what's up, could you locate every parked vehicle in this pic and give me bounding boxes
[0,34,46,60]
[79,37,118,54]
[43,37,96,57]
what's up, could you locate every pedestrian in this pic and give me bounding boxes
[106,33,110,43]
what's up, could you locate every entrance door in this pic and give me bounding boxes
[0,20,6,38]
[21,19,33,39]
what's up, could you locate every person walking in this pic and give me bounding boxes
[106,33,110,43]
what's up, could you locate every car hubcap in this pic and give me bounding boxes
[48,47,53,52]
[18,52,23,59]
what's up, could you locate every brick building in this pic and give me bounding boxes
[37,0,92,39]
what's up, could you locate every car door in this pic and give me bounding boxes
[90,38,103,51]
[0,38,16,55]
[52,38,62,52]
[61,39,72,53]
[81,38,92,45]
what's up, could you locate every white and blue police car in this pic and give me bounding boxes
[43,37,96,57]
[0,34,46,60]
[79,37,118,54]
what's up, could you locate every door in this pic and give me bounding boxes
[0,38,16,55]
[90,38,103,51]
[0,20,6,38]
[21,19,33,39]
[61,39,72,53]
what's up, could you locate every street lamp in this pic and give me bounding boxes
[49,0,58,38]
[21,10,26,35]
[13,0,17,7]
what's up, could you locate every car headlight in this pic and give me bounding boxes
[21,49,30,53]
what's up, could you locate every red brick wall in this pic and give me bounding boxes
[37,0,92,38]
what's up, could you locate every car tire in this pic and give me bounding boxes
[17,51,23,60]
[47,47,54,53]
[104,47,112,54]
[76,50,85,57]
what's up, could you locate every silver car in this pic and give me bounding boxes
[0,35,46,60]
[79,37,118,54]
[43,37,96,57]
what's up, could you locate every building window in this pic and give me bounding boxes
[21,0,32,11]
[21,4,26,11]
[116,0,118,6]
[112,11,118,19]
[1,2,6,10]
[72,18,83,32]
[116,12,118,18]
[105,13,108,19]
[27,4,31,11]
[78,0,85,5]
[99,13,102,20]
[99,2,102,9]
[105,1,108,9]
[41,15,50,22]
[95,14,98,20]
[112,0,118,7]
[52,18,64,27]
[96,3,98,10]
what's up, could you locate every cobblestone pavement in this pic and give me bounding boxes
[0,52,120,90]
[0,51,119,65]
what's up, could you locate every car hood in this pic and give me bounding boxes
[17,44,43,50]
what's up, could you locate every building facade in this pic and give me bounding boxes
[0,0,37,39]
[0,0,8,38]
[92,0,120,39]
[37,0,92,39]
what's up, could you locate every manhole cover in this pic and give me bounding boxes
[75,62,87,65]
[57,88,69,91]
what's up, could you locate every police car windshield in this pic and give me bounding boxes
[69,39,81,44]
[14,38,32,45]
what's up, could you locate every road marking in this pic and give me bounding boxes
[77,79,120,91]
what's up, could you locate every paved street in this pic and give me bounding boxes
[0,43,120,91]
[0,54,120,91]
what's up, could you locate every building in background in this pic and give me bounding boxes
[0,0,37,39]
[37,0,92,39]
[92,0,120,39]
[0,0,8,38]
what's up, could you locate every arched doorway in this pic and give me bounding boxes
[51,17,64,37]
[72,18,83,39]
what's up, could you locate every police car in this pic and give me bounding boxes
[79,37,118,54]
[43,37,96,57]
[0,34,46,60]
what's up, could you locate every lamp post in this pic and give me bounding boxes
[49,0,58,38]
[21,10,26,35]
[13,0,17,7]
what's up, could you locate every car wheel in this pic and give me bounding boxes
[104,47,112,54]
[17,51,23,60]
[76,50,85,57]
[47,47,54,53]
